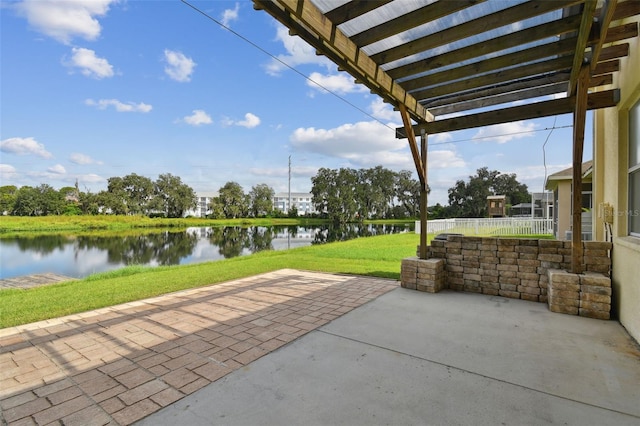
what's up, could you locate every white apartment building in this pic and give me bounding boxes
[185,193,217,217]
[272,192,317,216]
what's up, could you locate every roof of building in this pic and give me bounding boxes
[545,160,593,190]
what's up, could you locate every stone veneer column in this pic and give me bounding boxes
[401,257,445,293]
[547,269,581,315]
[580,272,612,319]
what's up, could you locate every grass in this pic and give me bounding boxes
[0,232,424,328]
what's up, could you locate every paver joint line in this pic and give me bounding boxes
[0,270,395,425]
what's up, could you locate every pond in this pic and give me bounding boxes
[0,224,414,280]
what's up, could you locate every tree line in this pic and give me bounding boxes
[0,174,279,219]
[0,166,530,220]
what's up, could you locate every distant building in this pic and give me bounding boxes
[545,161,593,240]
[272,192,317,216]
[185,193,217,217]
[510,192,554,218]
[487,195,506,217]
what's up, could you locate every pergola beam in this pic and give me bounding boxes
[397,89,620,137]
[427,76,612,116]
[324,0,392,25]
[410,56,574,101]
[591,0,619,72]
[567,0,597,96]
[253,0,432,123]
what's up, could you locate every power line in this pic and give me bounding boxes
[180,0,394,131]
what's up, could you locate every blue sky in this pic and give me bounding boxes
[0,0,592,205]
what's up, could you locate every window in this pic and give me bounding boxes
[630,99,640,236]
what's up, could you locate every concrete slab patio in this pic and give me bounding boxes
[1,269,639,425]
[138,288,640,426]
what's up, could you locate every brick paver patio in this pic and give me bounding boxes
[0,269,396,425]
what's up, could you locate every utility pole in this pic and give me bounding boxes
[288,155,291,214]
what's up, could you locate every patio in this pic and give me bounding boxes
[1,270,639,425]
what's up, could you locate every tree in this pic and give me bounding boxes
[218,181,247,219]
[95,189,126,215]
[207,197,225,219]
[248,184,274,217]
[394,170,425,218]
[447,167,529,217]
[104,173,155,215]
[493,173,530,206]
[122,173,155,215]
[154,173,197,218]
[311,167,337,218]
[11,184,64,216]
[0,185,17,214]
[357,166,396,219]
[12,186,38,216]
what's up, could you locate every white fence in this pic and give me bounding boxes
[416,218,554,236]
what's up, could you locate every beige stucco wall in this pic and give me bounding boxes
[593,14,640,342]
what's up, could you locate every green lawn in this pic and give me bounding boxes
[0,232,423,328]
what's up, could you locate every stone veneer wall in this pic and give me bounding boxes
[401,236,612,319]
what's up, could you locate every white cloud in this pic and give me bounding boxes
[369,98,396,121]
[221,3,240,28]
[77,173,104,183]
[291,121,403,158]
[48,164,66,174]
[1,137,53,158]
[183,109,213,126]
[431,133,453,144]
[14,0,117,44]
[427,150,466,169]
[237,113,261,128]
[222,112,261,128]
[0,164,18,180]
[265,25,333,76]
[70,153,102,165]
[472,120,537,144]
[85,98,152,112]
[66,47,114,79]
[306,72,368,95]
[289,120,467,171]
[164,49,196,82]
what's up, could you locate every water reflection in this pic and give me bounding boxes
[0,224,413,279]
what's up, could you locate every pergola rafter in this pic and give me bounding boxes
[253,0,640,270]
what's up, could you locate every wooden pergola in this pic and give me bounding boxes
[253,0,640,273]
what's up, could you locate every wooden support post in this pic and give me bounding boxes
[571,64,590,274]
[398,104,426,186]
[420,129,428,259]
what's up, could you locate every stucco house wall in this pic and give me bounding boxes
[593,14,640,342]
